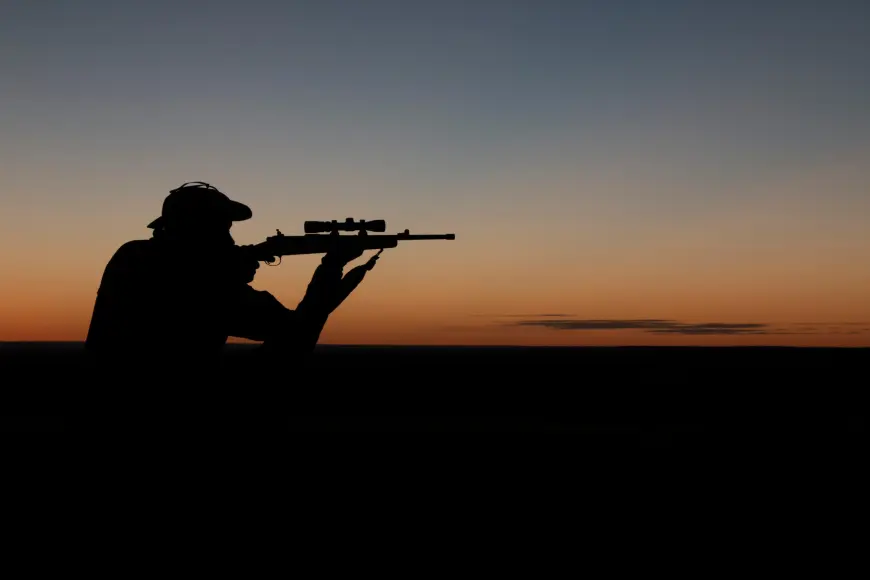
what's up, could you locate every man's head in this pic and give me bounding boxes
[147,182,252,241]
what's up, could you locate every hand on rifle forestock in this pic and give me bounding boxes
[322,240,366,268]
[325,247,384,271]
[361,248,384,271]
[322,249,384,313]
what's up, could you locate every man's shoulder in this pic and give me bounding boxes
[110,238,165,260]
[103,239,164,273]
[115,238,154,253]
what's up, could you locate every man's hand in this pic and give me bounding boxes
[362,249,384,271]
[228,246,261,284]
[322,244,365,268]
[238,256,260,284]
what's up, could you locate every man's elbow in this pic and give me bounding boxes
[257,308,328,350]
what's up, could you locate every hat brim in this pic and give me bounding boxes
[147,200,253,229]
[227,199,253,222]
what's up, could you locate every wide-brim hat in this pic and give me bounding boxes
[147,181,252,229]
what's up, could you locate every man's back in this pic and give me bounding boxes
[85,237,234,361]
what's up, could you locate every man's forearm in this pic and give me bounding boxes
[267,256,369,354]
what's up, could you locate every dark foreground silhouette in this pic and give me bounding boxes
[2,343,866,444]
[85,182,382,368]
[84,180,456,402]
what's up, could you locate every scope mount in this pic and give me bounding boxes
[327,217,365,234]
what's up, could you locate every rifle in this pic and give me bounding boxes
[241,218,456,265]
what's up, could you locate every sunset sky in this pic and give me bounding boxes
[2,0,869,346]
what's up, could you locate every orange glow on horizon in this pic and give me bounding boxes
[2,285,868,347]
[2,148,869,347]
[4,2,870,348]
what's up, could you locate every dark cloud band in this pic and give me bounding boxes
[479,316,870,336]
[508,319,767,335]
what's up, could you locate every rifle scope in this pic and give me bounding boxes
[304,218,387,234]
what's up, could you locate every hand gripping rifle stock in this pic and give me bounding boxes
[241,218,455,265]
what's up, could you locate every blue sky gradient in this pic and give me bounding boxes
[2,0,869,344]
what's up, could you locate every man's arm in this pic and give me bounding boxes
[226,250,366,354]
[294,257,346,320]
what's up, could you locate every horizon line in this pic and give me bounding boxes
[0,341,867,350]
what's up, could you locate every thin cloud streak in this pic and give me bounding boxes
[471,313,575,318]
[509,319,767,335]
[504,319,870,336]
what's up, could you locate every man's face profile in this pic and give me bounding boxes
[168,215,235,246]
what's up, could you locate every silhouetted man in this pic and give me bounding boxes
[85,181,374,371]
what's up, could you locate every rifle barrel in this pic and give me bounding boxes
[398,234,455,240]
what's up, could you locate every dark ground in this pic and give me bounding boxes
[1,342,866,445]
